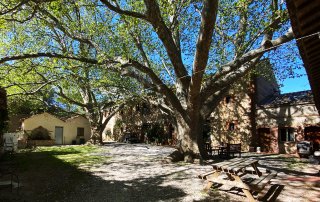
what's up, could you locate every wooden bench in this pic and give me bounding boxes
[198,159,277,202]
[227,143,241,157]
[249,170,277,192]
[198,171,215,180]
[198,170,277,193]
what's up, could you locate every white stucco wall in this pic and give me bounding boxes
[22,112,65,140]
[22,112,91,145]
[65,116,91,144]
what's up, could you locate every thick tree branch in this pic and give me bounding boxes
[0,1,27,15]
[143,0,189,88]
[189,0,218,103]
[131,33,151,68]
[7,79,57,97]
[201,56,262,108]
[0,52,99,65]
[121,68,156,90]
[101,103,124,130]
[121,59,189,123]
[146,97,174,115]
[200,86,230,118]
[100,0,147,20]
[201,28,293,98]
[56,85,88,108]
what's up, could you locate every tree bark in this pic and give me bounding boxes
[174,114,208,162]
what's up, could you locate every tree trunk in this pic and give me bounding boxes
[87,119,104,144]
[174,115,209,162]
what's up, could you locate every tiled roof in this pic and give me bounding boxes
[259,90,314,106]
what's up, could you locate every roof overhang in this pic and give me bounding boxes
[286,0,320,114]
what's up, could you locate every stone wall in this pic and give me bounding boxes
[210,80,253,151]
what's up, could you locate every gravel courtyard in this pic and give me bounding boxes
[82,143,320,202]
[1,143,320,202]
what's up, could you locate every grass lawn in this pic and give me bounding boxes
[0,145,111,202]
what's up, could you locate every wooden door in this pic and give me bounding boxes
[55,126,63,145]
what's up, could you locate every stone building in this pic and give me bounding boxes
[210,75,320,154]
[103,68,320,154]
[256,90,320,154]
[103,103,175,144]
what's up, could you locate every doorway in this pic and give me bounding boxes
[257,128,277,153]
[55,126,64,145]
[304,126,320,151]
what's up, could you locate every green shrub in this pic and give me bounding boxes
[146,123,164,143]
[28,126,51,140]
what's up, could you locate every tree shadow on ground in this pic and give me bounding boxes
[201,153,320,201]
[245,155,319,177]
[0,150,217,202]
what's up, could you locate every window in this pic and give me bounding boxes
[77,127,84,137]
[228,122,235,131]
[225,96,232,104]
[279,128,295,142]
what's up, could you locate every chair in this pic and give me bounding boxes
[228,143,242,157]
[205,142,212,156]
[3,137,15,155]
[219,143,241,158]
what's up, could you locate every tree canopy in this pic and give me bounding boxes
[0,0,301,160]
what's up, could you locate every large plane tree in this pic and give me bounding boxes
[0,0,298,161]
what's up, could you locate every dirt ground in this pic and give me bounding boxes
[1,143,319,202]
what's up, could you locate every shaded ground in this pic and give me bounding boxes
[1,143,319,201]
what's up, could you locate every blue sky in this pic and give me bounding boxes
[279,68,311,93]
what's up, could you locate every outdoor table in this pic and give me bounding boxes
[198,158,277,202]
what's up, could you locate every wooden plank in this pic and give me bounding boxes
[198,171,216,180]
[226,159,257,170]
[206,176,251,190]
[250,171,277,192]
[212,160,239,171]
[212,158,246,169]
[232,175,256,202]
[203,171,221,192]
[251,162,262,177]
[223,160,250,173]
[222,159,258,174]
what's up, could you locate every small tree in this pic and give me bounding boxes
[28,126,51,140]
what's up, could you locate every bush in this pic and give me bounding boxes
[146,123,164,143]
[28,126,51,140]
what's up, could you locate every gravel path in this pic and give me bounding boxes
[78,143,320,202]
[2,143,319,202]
[84,143,212,202]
